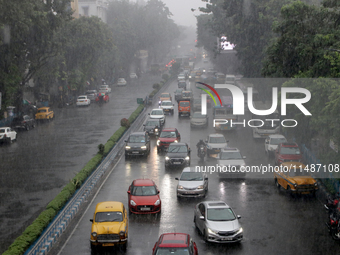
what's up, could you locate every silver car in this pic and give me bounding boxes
[194,201,243,243]
[217,147,246,178]
[190,112,208,128]
[175,167,208,198]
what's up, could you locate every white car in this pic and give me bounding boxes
[129,73,138,79]
[76,95,91,106]
[264,134,287,155]
[194,201,243,243]
[217,147,246,178]
[0,127,17,144]
[117,78,127,86]
[148,108,165,125]
[205,133,228,157]
[160,100,174,114]
[175,167,208,198]
[99,84,111,93]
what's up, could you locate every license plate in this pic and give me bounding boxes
[102,243,115,247]
[173,162,181,164]
[132,151,139,154]
[140,207,151,211]
[222,237,233,241]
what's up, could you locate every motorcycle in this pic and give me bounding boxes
[197,144,206,160]
[325,194,340,240]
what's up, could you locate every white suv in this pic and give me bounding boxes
[205,133,228,157]
[160,100,174,114]
[217,148,246,178]
[264,134,287,156]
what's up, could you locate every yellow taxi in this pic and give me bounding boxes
[159,92,172,102]
[35,107,54,120]
[90,201,128,252]
[274,162,318,195]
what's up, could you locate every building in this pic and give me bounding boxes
[78,0,109,23]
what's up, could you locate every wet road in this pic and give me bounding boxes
[0,75,161,253]
[49,70,340,255]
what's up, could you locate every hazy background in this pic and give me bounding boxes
[162,0,206,27]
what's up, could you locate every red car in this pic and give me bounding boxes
[95,92,109,103]
[157,128,181,152]
[152,233,198,255]
[274,142,303,165]
[127,179,161,214]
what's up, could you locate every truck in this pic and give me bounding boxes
[178,100,191,117]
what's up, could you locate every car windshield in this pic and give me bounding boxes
[207,208,236,221]
[175,89,183,93]
[270,138,287,145]
[161,94,170,98]
[145,121,159,126]
[179,102,189,107]
[192,112,205,118]
[151,110,163,115]
[0,129,5,133]
[95,211,123,222]
[131,185,157,196]
[160,131,176,138]
[220,151,242,160]
[155,248,190,255]
[209,136,226,143]
[168,145,187,153]
[37,109,46,113]
[128,135,145,143]
[78,96,86,99]
[180,172,203,181]
[280,147,301,155]
[182,92,191,97]
[162,101,172,106]
[100,85,107,88]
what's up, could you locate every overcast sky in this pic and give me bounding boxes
[162,0,206,27]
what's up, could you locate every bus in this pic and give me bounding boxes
[213,96,238,131]
[251,101,280,138]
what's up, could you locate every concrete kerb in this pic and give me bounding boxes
[24,76,173,255]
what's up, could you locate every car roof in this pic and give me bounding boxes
[208,133,225,137]
[132,179,155,186]
[182,166,203,173]
[203,201,229,209]
[161,100,172,103]
[130,132,146,136]
[158,233,189,248]
[220,147,240,152]
[169,142,187,146]
[162,128,177,132]
[37,107,50,110]
[268,134,286,138]
[151,108,163,111]
[280,142,298,147]
[280,162,306,168]
[95,201,124,212]
[161,92,170,96]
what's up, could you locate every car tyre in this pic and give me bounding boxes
[275,178,280,189]
[90,244,97,255]
[121,240,128,252]
[125,153,129,159]
[25,124,30,131]
[203,230,209,243]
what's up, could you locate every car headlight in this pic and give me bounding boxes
[119,231,126,239]
[91,232,97,237]
[197,185,204,190]
[125,146,131,150]
[141,146,147,150]
[185,156,190,161]
[157,140,160,146]
[236,227,243,235]
[155,128,158,132]
[314,182,318,186]
[154,199,160,206]
[293,183,298,188]
[130,200,136,206]
[174,140,178,143]
[165,156,170,161]
[207,228,218,234]
[177,185,184,190]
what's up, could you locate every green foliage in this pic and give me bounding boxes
[153,83,161,90]
[98,144,105,155]
[120,118,130,128]
[162,73,169,81]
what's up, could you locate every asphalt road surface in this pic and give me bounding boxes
[47,64,340,255]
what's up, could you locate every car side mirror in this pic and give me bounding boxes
[199,215,205,220]
[175,177,179,180]
[243,156,246,159]
[205,140,208,143]
[143,124,145,126]
[157,190,160,194]
[127,190,130,194]
[90,219,93,222]
[148,113,150,115]
[205,177,208,180]
[124,140,127,142]
[237,215,241,219]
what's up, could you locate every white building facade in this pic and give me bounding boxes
[78,0,109,23]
